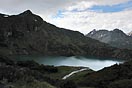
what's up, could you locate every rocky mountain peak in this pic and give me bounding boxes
[128,31,132,36]
[113,28,124,33]
[113,28,120,31]
[19,10,43,21]
[88,29,96,35]
[86,29,109,38]
[20,10,33,15]
[18,10,44,28]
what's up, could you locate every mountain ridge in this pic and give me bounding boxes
[86,29,132,50]
[0,10,132,60]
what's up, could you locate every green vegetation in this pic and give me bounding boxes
[69,61,132,88]
[108,79,132,88]
[1,55,132,88]
[67,70,93,83]
[12,81,56,88]
[45,66,86,79]
[0,56,89,88]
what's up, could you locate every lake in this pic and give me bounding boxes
[15,56,124,71]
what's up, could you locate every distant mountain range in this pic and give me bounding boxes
[0,10,132,60]
[128,31,132,37]
[86,29,132,50]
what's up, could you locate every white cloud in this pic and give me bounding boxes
[90,0,130,6]
[49,10,132,34]
[65,0,130,11]
[66,1,96,11]
[45,0,132,34]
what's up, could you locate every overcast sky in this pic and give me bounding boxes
[0,0,132,34]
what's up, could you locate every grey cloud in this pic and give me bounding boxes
[0,0,77,14]
[0,0,129,14]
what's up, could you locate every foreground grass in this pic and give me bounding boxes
[67,70,94,83]
[12,81,56,88]
[45,66,87,79]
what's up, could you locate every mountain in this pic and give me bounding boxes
[128,31,132,37]
[86,29,132,50]
[0,10,132,59]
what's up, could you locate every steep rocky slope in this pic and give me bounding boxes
[0,10,132,59]
[86,29,132,50]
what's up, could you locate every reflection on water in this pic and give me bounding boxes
[15,56,124,71]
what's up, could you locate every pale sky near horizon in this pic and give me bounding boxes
[0,0,132,34]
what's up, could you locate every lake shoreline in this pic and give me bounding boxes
[12,56,124,71]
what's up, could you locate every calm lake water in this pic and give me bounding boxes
[15,56,124,71]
